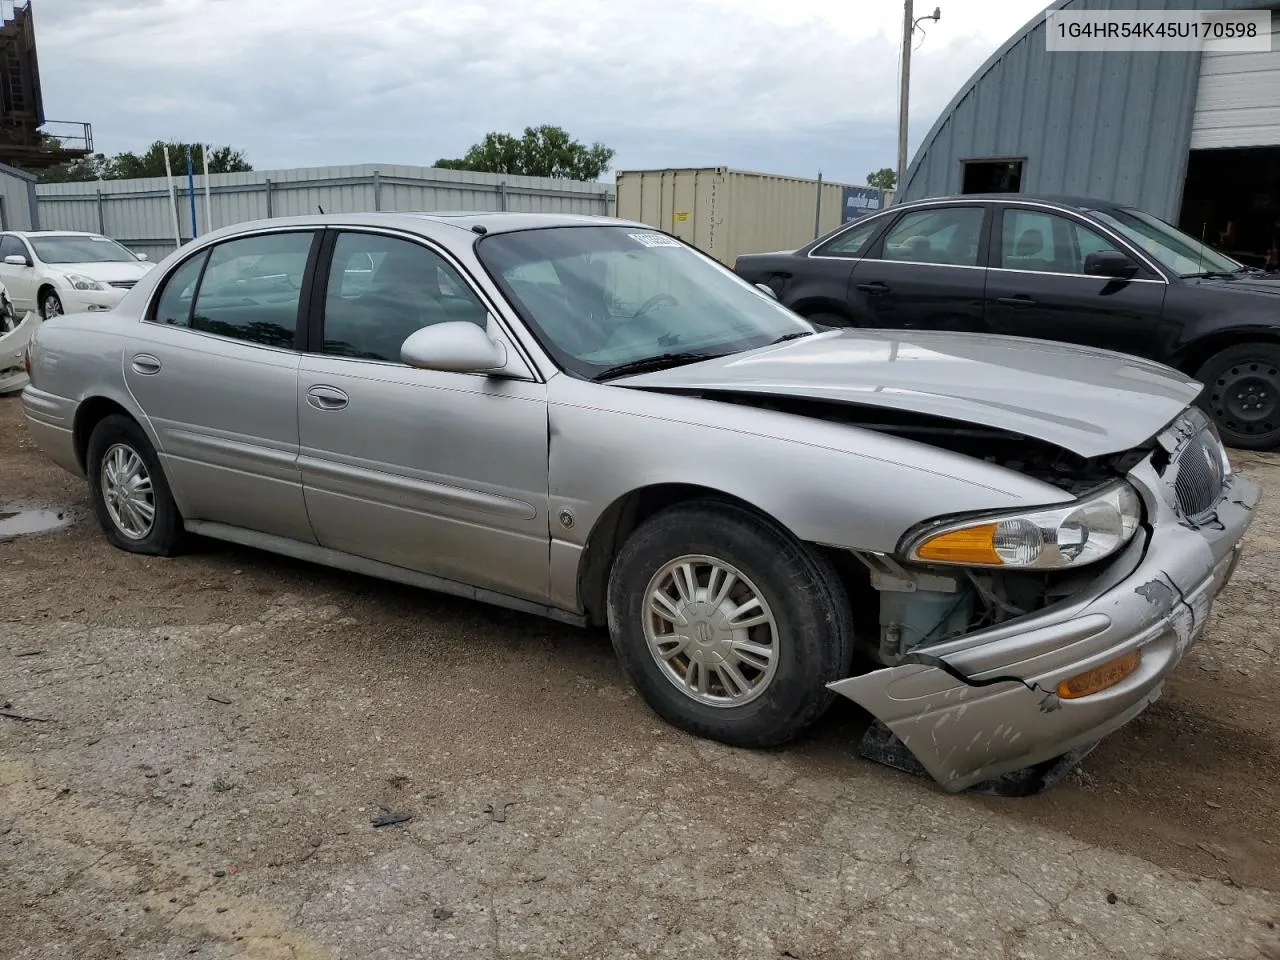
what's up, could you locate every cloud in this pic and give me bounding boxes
[34,0,1048,183]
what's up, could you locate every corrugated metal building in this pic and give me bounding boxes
[36,163,615,262]
[0,160,40,230]
[899,0,1280,270]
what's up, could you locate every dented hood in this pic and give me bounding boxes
[615,329,1201,458]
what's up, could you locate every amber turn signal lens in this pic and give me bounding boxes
[1056,651,1141,700]
[914,523,1002,565]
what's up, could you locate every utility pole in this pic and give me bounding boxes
[897,3,941,198]
[896,0,914,196]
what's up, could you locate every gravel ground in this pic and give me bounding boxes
[1,393,1278,960]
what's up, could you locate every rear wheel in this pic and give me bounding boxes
[606,500,853,748]
[1195,343,1280,450]
[86,414,183,555]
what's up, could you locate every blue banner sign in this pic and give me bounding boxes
[842,186,884,223]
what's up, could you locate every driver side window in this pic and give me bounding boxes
[322,232,488,363]
[0,235,26,262]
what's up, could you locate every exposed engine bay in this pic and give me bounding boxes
[838,550,1126,666]
[698,391,1154,495]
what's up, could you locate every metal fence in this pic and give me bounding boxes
[35,163,617,262]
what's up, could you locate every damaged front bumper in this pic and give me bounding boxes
[0,311,38,395]
[829,452,1260,794]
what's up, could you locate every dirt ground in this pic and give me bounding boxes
[1,392,1278,960]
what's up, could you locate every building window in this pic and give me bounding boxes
[962,159,1024,195]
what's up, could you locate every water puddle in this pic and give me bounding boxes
[0,505,73,539]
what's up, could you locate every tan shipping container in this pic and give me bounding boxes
[614,167,890,266]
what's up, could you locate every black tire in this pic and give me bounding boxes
[1194,343,1280,451]
[606,499,853,748]
[805,311,852,330]
[86,413,183,555]
[40,290,63,319]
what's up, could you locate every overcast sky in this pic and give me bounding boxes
[33,0,1049,184]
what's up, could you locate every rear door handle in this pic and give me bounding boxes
[996,296,1037,307]
[131,353,161,375]
[306,385,349,411]
[857,281,890,295]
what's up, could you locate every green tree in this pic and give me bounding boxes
[866,167,897,190]
[436,125,615,181]
[36,139,252,183]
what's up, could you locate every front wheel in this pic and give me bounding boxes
[606,500,853,748]
[86,414,183,555]
[1195,343,1280,450]
[41,291,63,319]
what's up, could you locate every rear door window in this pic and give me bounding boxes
[880,207,986,266]
[813,217,884,258]
[189,232,316,348]
[151,252,209,327]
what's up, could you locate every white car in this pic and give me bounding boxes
[0,230,154,318]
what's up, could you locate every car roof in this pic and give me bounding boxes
[196,211,653,237]
[901,194,1130,213]
[3,229,104,237]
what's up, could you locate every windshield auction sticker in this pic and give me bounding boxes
[628,233,683,248]
[1046,9,1271,52]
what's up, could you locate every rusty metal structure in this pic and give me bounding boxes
[0,2,92,170]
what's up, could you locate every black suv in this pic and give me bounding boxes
[735,194,1280,449]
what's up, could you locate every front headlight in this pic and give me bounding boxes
[903,480,1142,570]
[63,273,106,292]
[1202,419,1234,478]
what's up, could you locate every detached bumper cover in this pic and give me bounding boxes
[0,311,39,394]
[830,456,1260,793]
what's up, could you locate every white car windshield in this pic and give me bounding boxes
[476,226,813,380]
[28,235,140,264]
[1089,208,1242,278]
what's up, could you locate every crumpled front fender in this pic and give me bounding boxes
[830,459,1260,793]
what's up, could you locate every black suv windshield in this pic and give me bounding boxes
[476,226,813,379]
[1089,208,1242,278]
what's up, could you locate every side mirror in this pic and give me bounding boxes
[4,255,29,266]
[135,252,149,261]
[755,282,779,300]
[1084,251,1139,279]
[401,320,509,374]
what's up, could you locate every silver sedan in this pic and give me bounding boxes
[20,212,1259,794]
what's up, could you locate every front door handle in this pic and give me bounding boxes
[857,281,890,295]
[131,353,161,375]
[996,296,1037,307]
[306,385,349,411]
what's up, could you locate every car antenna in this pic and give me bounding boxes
[317,205,325,214]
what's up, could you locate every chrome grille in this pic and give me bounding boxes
[109,280,137,290]
[1171,424,1227,521]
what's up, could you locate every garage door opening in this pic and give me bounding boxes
[1179,147,1280,272]
[961,159,1023,194]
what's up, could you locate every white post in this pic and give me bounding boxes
[162,145,181,249]
[202,143,212,232]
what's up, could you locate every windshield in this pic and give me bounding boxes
[475,226,812,379]
[1089,208,1241,277]
[29,235,141,264]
